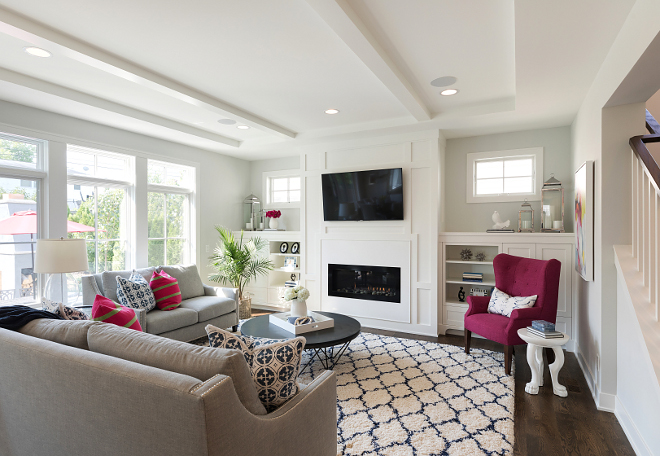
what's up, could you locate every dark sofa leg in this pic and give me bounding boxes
[504,345,513,375]
[231,325,238,332]
[464,329,471,354]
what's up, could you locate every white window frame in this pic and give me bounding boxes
[66,145,134,272]
[263,169,301,208]
[0,132,46,306]
[147,160,196,267]
[466,147,543,203]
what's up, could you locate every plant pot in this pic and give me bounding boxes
[239,295,252,320]
[289,298,307,317]
[269,218,279,230]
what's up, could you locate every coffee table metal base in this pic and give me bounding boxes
[301,342,351,374]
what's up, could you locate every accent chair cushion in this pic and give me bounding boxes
[160,265,205,300]
[487,287,537,318]
[116,271,157,312]
[145,308,198,335]
[149,271,182,311]
[179,295,236,322]
[101,267,156,302]
[86,324,267,415]
[91,295,142,331]
[206,324,305,412]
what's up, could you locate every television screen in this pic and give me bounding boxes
[321,168,403,221]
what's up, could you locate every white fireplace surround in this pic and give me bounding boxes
[321,239,411,323]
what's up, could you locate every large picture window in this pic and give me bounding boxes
[66,145,132,286]
[147,160,194,267]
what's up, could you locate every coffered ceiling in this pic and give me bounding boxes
[0,0,635,159]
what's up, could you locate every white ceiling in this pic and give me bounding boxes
[0,0,636,160]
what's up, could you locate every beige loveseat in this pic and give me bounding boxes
[0,319,338,456]
[81,264,238,341]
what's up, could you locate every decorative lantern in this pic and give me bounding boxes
[242,194,261,231]
[541,174,565,232]
[518,199,534,233]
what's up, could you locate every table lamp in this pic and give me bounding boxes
[35,238,89,305]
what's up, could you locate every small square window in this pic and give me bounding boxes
[264,172,301,207]
[467,148,543,203]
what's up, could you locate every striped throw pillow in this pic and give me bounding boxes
[149,271,182,311]
[91,295,142,331]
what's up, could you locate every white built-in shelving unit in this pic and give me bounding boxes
[237,231,302,311]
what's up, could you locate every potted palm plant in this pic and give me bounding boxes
[208,226,273,319]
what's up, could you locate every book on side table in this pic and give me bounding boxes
[526,326,564,339]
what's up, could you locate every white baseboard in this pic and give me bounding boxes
[576,344,598,400]
[615,397,652,456]
[598,392,616,412]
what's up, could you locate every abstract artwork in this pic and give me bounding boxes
[575,161,594,281]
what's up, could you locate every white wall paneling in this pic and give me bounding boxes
[300,130,442,336]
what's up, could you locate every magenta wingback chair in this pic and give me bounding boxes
[464,253,561,375]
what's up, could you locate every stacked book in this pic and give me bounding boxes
[462,272,483,283]
[284,281,299,288]
[527,320,563,338]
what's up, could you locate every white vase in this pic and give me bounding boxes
[289,298,307,317]
[269,218,279,230]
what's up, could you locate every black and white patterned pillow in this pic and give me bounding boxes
[57,303,89,320]
[206,324,305,412]
[42,298,89,320]
[116,271,156,312]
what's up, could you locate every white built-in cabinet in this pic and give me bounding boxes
[439,233,575,349]
[234,231,302,311]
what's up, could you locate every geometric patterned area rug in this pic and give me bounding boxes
[298,333,514,456]
[193,330,514,455]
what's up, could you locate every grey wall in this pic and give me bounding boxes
[249,155,301,231]
[444,126,573,232]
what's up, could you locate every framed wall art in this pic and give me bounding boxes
[574,160,594,281]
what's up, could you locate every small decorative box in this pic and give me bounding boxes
[532,320,555,332]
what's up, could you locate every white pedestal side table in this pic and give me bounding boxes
[517,328,570,397]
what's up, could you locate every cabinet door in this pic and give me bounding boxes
[535,243,572,318]
[502,243,535,258]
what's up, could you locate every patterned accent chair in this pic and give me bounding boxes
[464,253,561,375]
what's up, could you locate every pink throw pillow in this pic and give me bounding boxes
[149,271,182,311]
[91,295,142,331]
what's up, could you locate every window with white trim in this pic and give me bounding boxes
[466,148,543,203]
[66,145,133,281]
[0,132,45,306]
[264,170,300,207]
[147,160,195,267]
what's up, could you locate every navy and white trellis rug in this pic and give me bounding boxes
[298,332,514,456]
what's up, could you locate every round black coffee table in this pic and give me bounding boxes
[241,311,361,373]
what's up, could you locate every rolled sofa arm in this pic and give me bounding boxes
[194,370,337,456]
[80,275,102,307]
[204,285,239,309]
[133,308,147,332]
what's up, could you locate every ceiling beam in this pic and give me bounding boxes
[306,0,431,122]
[0,6,297,139]
[0,67,241,148]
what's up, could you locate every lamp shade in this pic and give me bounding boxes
[34,238,89,274]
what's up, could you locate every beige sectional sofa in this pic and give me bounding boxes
[1,318,338,456]
[81,264,238,341]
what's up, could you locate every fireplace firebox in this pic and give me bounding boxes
[328,263,401,303]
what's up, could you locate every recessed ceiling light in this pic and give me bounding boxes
[217,119,236,125]
[24,47,51,58]
[430,76,457,87]
[325,109,340,114]
[237,125,250,130]
[440,89,459,96]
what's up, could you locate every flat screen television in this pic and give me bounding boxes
[321,168,403,221]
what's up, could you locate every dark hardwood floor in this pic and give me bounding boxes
[363,327,635,456]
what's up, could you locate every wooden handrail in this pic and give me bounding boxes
[630,110,660,189]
